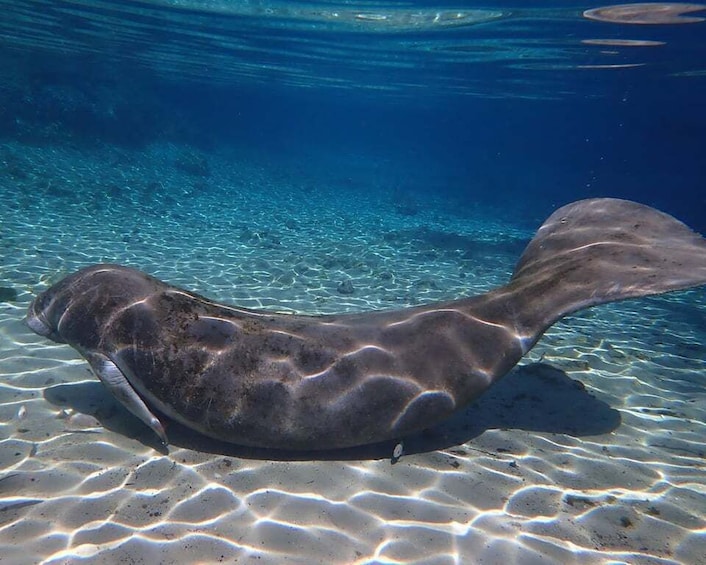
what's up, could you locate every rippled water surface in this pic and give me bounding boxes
[1,1,705,96]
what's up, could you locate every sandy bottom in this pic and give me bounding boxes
[1,141,705,564]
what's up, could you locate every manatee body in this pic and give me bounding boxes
[26,199,706,450]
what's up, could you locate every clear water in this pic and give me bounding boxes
[1,2,705,564]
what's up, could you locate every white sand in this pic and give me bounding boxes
[1,141,705,564]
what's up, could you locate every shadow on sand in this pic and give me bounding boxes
[43,361,621,462]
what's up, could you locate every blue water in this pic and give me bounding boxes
[1,1,704,229]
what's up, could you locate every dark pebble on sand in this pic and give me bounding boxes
[337,280,355,295]
[174,151,211,177]
[0,287,17,302]
[277,271,295,286]
[412,277,440,290]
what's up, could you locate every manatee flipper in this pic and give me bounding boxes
[82,351,168,444]
[499,198,706,347]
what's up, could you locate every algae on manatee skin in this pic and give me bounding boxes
[0,287,17,302]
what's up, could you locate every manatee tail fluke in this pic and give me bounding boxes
[503,198,706,344]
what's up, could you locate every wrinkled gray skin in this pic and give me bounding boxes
[26,198,706,450]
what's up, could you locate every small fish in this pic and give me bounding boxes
[16,405,27,420]
[392,441,404,463]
